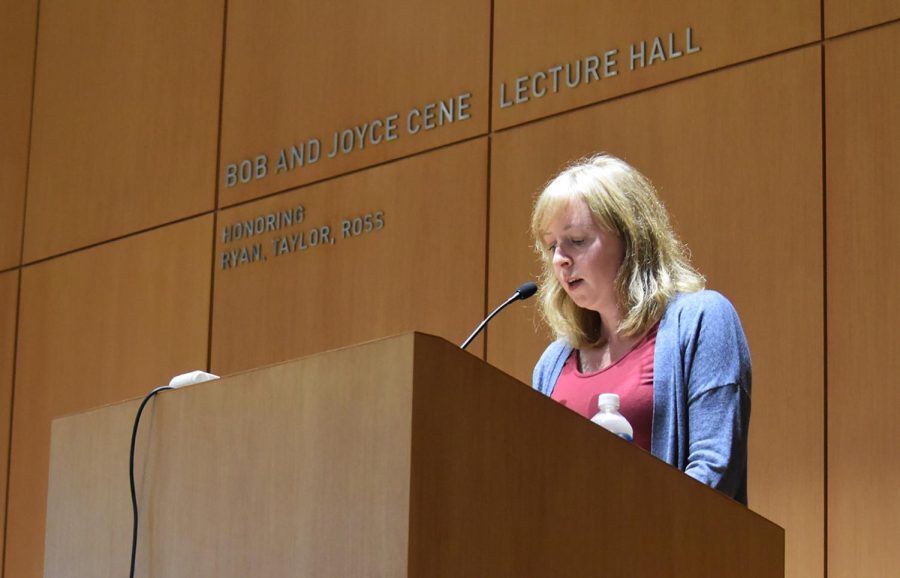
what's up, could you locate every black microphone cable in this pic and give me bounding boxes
[128,385,173,578]
[127,371,217,577]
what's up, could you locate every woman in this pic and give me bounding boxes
[531,154,751,504]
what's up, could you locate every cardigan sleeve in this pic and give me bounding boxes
[679,292,752,501]
[532,339,573,397]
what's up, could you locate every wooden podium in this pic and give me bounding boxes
[44,332,783,577]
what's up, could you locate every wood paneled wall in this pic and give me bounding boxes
[22,0,222,263]
[492,0,819,128]
[0,0,37,271]
[0,272,18,560]
[825,0,900,37]
[826,22,900,578]
[219,0,490,206]
[2,0,898,576]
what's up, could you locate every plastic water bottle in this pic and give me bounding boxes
[590,393,633,442]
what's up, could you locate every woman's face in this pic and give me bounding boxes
[541,197,625,314]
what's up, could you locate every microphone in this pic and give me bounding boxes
[460,281,538,350]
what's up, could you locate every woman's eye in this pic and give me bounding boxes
[571,239,584,245]
[546,243,557,252]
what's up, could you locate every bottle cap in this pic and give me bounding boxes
[598,393,620,410]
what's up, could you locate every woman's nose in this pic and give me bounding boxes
[552,246,571,267]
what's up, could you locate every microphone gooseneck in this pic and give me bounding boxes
[460,281,538,350]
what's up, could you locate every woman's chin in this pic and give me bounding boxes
[567,293,594,311]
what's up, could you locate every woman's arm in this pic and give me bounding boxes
[682,291,752,499]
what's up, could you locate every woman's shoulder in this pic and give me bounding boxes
[532,338,573,393]
[666,289,739,319]
[661,290,745,338]
[535,338,573,367]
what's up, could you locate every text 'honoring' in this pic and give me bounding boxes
[218,205,386,271]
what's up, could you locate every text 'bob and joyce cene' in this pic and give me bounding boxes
[222,26,702,189]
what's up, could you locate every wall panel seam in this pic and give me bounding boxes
[2,268,25,578]
[487,0,495,133]
[824,16,900,41]
[17,210,217,269]
[481,137,492,361]
[821,0,825,40]
[209,0,231,372]
[482,0,495,361]
[15,0,42,272]
[5,0,43,572]
[820,40,828,578]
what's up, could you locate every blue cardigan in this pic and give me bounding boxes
[532,290,751,504]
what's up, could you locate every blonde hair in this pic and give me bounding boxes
[531,154,705,348]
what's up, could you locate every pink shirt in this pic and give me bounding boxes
[550,325,657,451]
